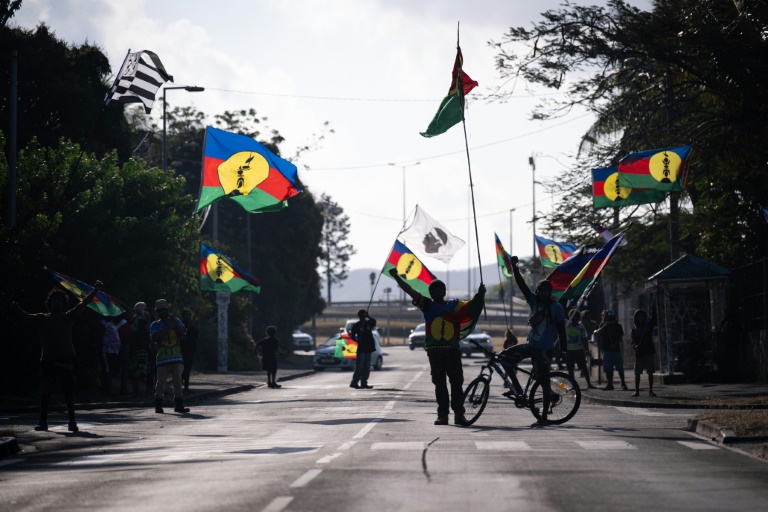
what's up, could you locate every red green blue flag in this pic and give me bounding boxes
[382,240,437,297]
[420,46,478,138]
[592,167,665,209]
[547,233,625,300]
[48,269,126,317]
[617,145,692,192]
[494,233,514,278]
[200,243,261,293]
[535,235,578,268]
[196,126,302,213]
[339,332,358,359]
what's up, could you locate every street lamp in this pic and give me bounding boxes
[388,161,420,226]
[529,156,537,261]
[163,85,205,171]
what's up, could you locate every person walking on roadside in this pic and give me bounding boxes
[501,256,567,427]
[350,309,377,389]
[595,310,628,391]
[388,268,485,427]
[11,281,103,432]
[130,302,151,396]
[98,317,121,396]
[256,326,282,388]
[150,299,189,413]
[565,310,596,389]
[181,309,199,392]
[631,307,657,397]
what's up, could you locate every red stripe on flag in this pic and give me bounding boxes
[618,158,650,175]
[202,157,224,187]
[259,169,300,200]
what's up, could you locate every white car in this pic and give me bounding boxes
[292,329,314,352]
[313,329,383,371]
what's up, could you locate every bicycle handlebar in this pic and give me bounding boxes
[467,338,495,358]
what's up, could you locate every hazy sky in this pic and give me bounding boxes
[12,0,651,279]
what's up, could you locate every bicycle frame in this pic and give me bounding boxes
[469,341,535,405]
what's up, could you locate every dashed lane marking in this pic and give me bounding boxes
[677,440,720,450]
[475,441,533,451]
[262,496,293,512]
[575,440,637,450]
[371,442,426,450]
[290,469,323,488]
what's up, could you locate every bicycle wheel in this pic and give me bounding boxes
[529,371,581,425]
[462,376,490,425]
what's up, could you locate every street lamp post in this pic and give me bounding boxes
[529,156,536,260]
[388,161,420,226]
[163,85,205,171]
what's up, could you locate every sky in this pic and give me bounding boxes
[12,0,651,287]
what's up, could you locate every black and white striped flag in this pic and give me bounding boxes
[104,50,173,113]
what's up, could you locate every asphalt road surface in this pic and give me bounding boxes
[2,346,767,512]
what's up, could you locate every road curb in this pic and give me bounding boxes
[583,394,768,410]
[276,370,315,383]
[686,418,768,446]
[0,436,20,458]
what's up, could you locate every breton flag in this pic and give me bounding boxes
[399,205,465,263]
[104,50,173,113]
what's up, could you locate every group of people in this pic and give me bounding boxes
[12,285,200,431]
[389,251,658,428]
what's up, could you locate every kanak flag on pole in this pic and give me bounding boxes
[48,269,126,317]
[592,167,665,209]
[535,234,578,269]
[200,244,261,293]
[495,233,514,278]
[617,145,692,192]
[547,232,625,300]
[382,240,437,297]
[197,127,302,213]
[420,46,478,138]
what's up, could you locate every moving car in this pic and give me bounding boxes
[313,330,383,371]
[460,327,493,357]
[408,323,426,350]
[292,329,314,352]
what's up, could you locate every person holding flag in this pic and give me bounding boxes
[11,280,104,432]
[388,268,485,426]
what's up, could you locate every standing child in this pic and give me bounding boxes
[631,307,657,397]
[256,326,282,388]
[595,310,628,391]
[565,310,596,389]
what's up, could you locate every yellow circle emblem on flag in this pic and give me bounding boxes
[605,172,632,201]
[649,150,681,184]
[430,318,455,341]
[206,254,234,283]
[544,244,565,264]
[396,253,422,280]
[218,151,270,196]
[342,343,358,358]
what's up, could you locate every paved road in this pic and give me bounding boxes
[1,347,767,512]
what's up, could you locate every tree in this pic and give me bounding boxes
[318,194,356,304]
[491,0,768,278]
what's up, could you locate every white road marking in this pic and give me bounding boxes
[371,442,426,450]
[384,401,396,410]
[262,496,294,512]
[352,418,383,439]
[402,382,413,390]
[475,441,533,451]
[316,452,343,464]
[338,441,357,451]
[290,468,323,488]
[614,407,690,417]
[677,440,720,450]
[575,440,637,450]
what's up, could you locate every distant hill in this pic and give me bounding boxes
[322,264,519,303]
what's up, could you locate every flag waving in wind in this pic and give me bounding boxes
[104,50,173,114]
[420,46,478,138]
[535,235,578,268]
[197,127,302,213]
[494,233,514,278]
[618,145,692,192]
[399,206,465,263]
[382,241,437,297]
[200,244,261,293]
[48,269,126,317]
[548,233,625,300]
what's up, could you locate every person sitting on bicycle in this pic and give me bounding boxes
[501,256,567,427]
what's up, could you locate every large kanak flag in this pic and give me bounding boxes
[48,269,126,317]
[399,206,465,263]
[104,50,173,114]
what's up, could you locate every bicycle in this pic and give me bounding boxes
[462,340,581,426]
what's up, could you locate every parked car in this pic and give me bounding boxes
[313,330,384,371]
[409,323,426,350]
[460,327,493,357]
[292,329,314,352]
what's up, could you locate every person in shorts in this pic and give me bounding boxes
[595,310,628,391]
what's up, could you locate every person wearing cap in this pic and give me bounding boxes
[595,309,628,391]
[389,268,485,427]
[349,309,377,389]
[502,255,566,427]
[11,280,103,432]
[149,299,189,413]
[130,302,151,396]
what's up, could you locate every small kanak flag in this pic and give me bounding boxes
[104,50,173,113]
[399,206,465,263]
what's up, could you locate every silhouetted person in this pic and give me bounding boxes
[11,280,103,432]
[596,310,628,391]
[565,310,596,389]
[150,299,188,413]
[181,309,199,391]
[350,309,377,389]
[631,308,657,397]
[256,326,282,388]
[130,302,151,396]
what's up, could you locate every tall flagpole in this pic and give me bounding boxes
[457,24,485,298]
